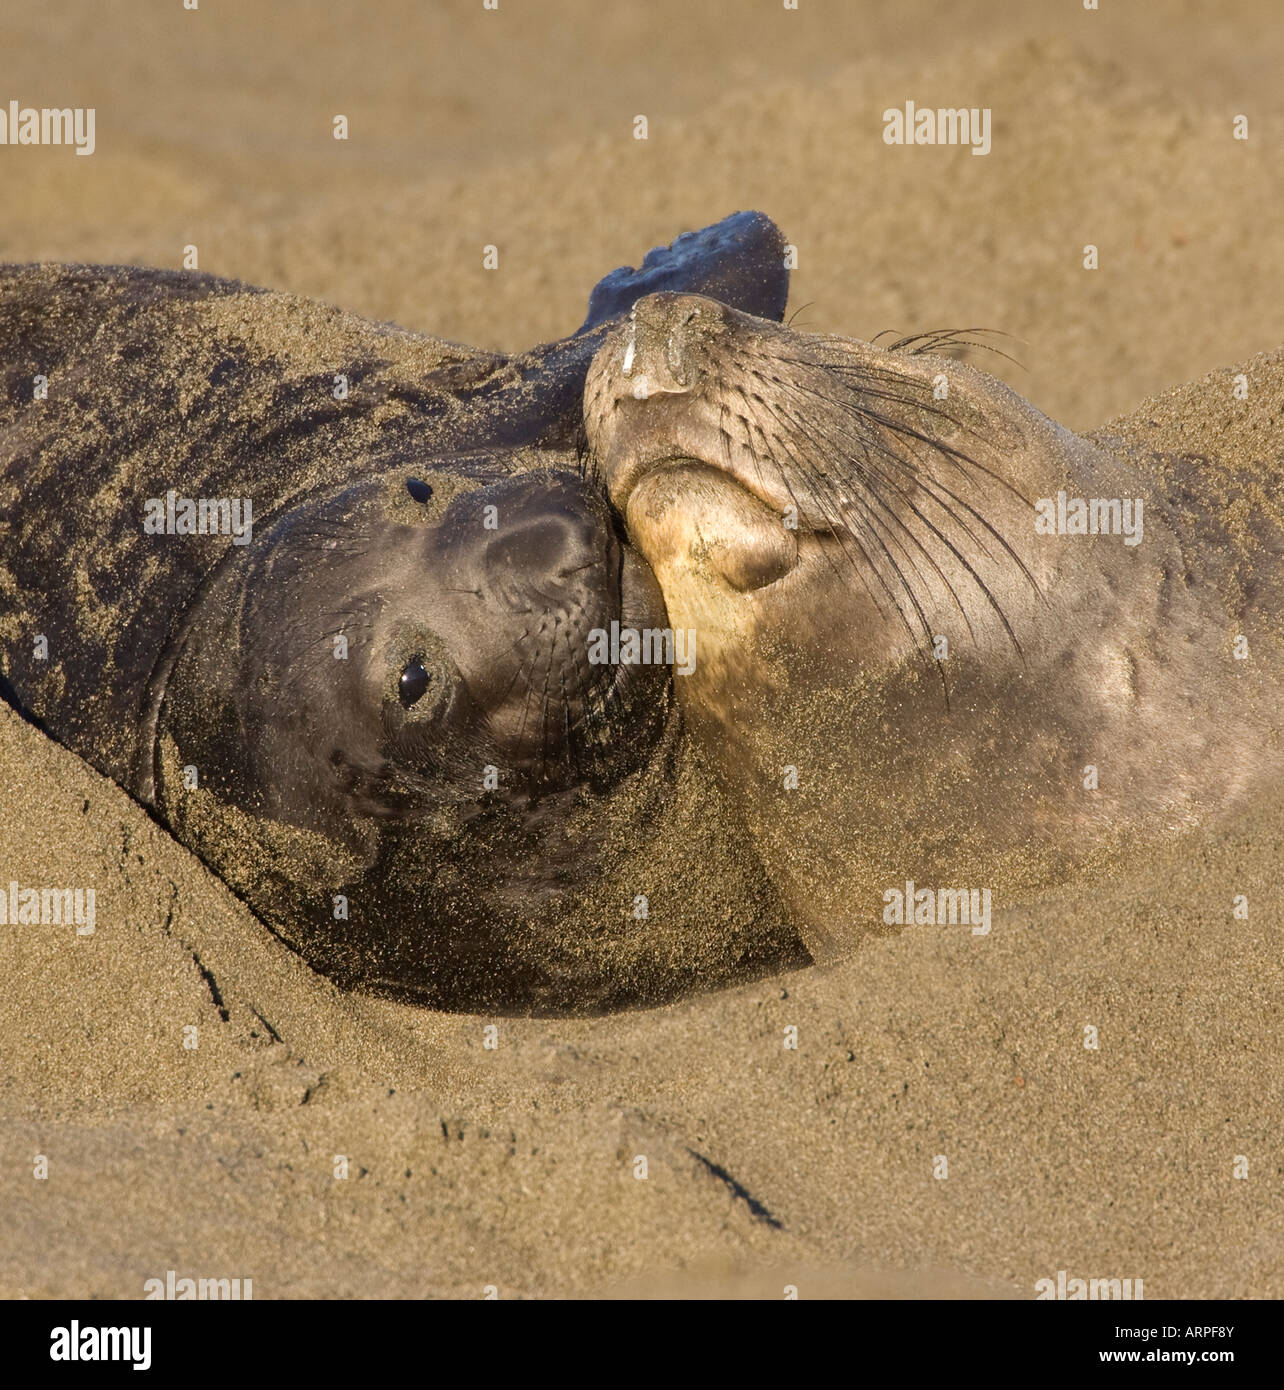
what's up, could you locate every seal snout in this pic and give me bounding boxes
[480,474,618,612]
[587,292,737,514]
[618,292,722,401]
[485,508,606,586]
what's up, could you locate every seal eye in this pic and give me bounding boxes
[399,656,432,708]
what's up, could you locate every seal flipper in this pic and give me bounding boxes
[578,210,790,332]
[440,212,792,449]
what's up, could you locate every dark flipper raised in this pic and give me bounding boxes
[579,210,790,333]
[437,212,792,449]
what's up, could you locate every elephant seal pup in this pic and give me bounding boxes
[587,292,1284,961]
[0,214,807,1013]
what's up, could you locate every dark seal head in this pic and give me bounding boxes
[587,292,1284,961]
[151,457,696,1010]
[155,467,669,832]
[0,214,808,1012]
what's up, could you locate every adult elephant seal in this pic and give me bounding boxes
[0,213,807,1014]
[587,291,1284,961]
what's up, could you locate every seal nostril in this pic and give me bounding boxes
[486,511,603,589]
[667,335,688,385]
[406,477,434,504]
[556,560,597,581]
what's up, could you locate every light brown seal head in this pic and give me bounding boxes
[586,291,1284,961]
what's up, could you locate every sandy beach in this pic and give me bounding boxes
[2,0,1282,1298]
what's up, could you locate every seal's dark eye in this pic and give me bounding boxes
[399,657,432,708]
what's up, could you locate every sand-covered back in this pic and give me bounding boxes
[2,0,1282,1297]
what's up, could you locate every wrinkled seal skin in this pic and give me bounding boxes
[0,213,807,1012]
[588,292,1284,962]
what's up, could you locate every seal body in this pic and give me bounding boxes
[587,293,1284,960]
[0,215,808,1011]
